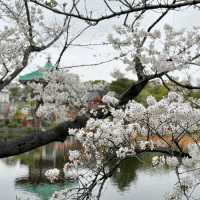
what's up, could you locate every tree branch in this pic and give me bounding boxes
[30,0,200,23]
[0,116,88,158]
[119,71,168,105]
[23,0,33,44]
[166,74,200,90]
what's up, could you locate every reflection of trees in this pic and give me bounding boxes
[2,157,18,166]
[15,145,65,185]
[111,158,140,191]
[3,141,179,199]
[11,140,81,185]
[12,140,82,200]
[111,153,161,191]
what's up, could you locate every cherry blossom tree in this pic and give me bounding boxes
[0,0,92,90]
[1,1,200,199]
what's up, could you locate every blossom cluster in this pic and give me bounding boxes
[28,69,107,121]
[67,92,200,168]
[152,156,179,168]
[116,146,135,159]
[63,150,82,179]
[102,94,119,106]
[151,143,200,170]
[44,168,60,183]
[46,91,200,199]
[108,23,200,78]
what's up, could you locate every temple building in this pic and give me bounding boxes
[18,57,55,127]
[19,57,54,83]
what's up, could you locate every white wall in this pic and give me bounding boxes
[0,90,9,103]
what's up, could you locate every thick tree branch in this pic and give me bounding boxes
[0,16,67,92]
[30,0,200,23]
[135,147,191,158]
[119,78,148,105]
[0,59,9,82]
[119,71,168,105]
[0,116,88,158]
[23,0,33,44]
[0,70,167,158]
[0,46,32,91]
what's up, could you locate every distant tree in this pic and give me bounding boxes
[109,78,168,104]
[9,85,22,103]
[109,78,135,95]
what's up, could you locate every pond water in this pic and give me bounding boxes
[0,139,179,200]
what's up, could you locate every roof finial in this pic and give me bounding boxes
[45,54,54,69]
[47,54,51,64]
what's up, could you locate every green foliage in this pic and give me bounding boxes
[109,78,168,105]
[9,85,22,102]
[109,78,135,95]
[89,80,108,85]
[136,82,168,105]
[45,0,58,8]
[109,78,200,106]
[186,90,200,99]
[7,121,21,128]
[15,108,22,116]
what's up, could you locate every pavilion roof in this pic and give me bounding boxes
[19,59,54,82]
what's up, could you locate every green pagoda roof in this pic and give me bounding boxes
[19,59,54,82]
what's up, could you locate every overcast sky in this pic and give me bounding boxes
[20,5,200,83]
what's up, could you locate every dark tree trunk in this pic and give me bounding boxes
[0,116,87,158]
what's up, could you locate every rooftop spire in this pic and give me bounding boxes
[45,55,54,69]
[47,55,52,64]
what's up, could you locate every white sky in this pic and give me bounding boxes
[20,6,200,83]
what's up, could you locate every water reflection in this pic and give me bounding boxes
[0,139,177,200]
[111,154,173,192]
[1,138,80,200]
[111,157,141,191]
[14,138,81,184]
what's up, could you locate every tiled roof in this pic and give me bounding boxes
[19,60,54,82]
